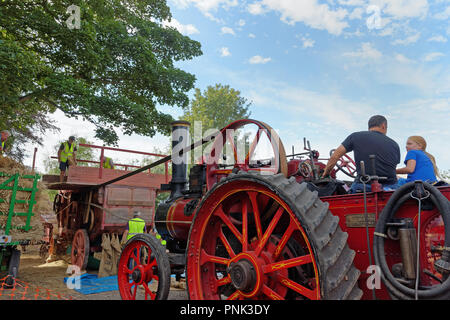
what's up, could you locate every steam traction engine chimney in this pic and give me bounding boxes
[169,120,190,200]
[155,120,204,250]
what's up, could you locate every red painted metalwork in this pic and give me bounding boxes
[112,118,450,300]
[117,239,159,300]
[205,119,287,190]
[321,186,450,300]
[186,179,320,300]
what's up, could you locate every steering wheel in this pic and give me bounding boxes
[205,119,288,190]
[329,149,357,178]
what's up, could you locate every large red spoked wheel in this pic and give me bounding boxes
[205,119,288,190]
[186,172,362,300]
[118,234,171,300]
[71,229,89,271]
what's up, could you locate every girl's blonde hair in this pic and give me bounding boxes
[408,136,441,179]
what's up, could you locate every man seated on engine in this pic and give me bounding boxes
[322,115,401,193]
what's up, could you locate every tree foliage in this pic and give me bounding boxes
[180,83,251,137]
[0,0,202,157]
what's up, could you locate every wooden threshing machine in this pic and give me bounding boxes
[42,145,170,271]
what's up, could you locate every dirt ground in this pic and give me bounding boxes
[0,245,188,300]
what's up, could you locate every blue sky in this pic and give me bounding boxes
[27,0,450,177]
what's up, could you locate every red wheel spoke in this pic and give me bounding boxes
[144,259,157,272]
[122,264,134,274]
[262,254,313,274]
[255,206,284,256]
[248,191,263,240]
[272,220,296,260]
[214,206,243,243]
[219,230,236,258]
[278,275,319,300]
[143,282,156,300]
[262,285,285,300]
[242,198,248,251]
[227,290,241,300]
[153,274,159,281]
[217,275,231,287]
[131,252,139,265]
[200,249,230,266]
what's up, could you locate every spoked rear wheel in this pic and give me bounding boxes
[186,172,362,300]
[118,234,171,300]
[71,229,89,271]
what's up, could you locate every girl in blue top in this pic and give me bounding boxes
[396,136,440,185]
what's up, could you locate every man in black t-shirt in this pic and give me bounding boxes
[322,115,400,193]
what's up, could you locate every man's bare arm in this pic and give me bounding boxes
[322,144,347,177]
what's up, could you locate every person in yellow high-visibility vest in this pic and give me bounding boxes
[0,130,11,156]
[58,136,77,182]
[125,212,146,241]
[101,155,115,169]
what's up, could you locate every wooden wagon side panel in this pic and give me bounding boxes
[102,185,156,229]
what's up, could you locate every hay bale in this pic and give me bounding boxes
[0,157,55,242]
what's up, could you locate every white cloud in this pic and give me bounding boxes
[249,55,272,64]
[434,6,450,19]
[423,52,445,62]
[238,19,246,27]
[247,2,267,15]
[169,0,238,22]
[373,0,429,20]
[349,7,364,19]
[301,37,315,48]
[247,0,349,35]
[338,0,365,5]
[248,33,256,38]
[162,18,199,35]
[220,47,231,57]
[427,35,448,43]
[221,26,236,35]
[343,42,382,60]
[395,53,414,64]
[391,32,420,45]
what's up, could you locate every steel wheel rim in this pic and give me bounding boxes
[118,240,159,300]
[187,180,321,300]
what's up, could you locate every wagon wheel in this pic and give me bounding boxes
[71,229,90,271]
[329,149,357,178]
[205,119,288,190]
[186,172,362,300]
[118,234,171,300]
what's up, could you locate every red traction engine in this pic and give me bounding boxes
[117,119,450,300]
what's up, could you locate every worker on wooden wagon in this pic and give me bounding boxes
[58,136,78,182]
[100,155,115,169]
[0,130,11,156]
[124,211,146,241]
[322,115,401,193]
